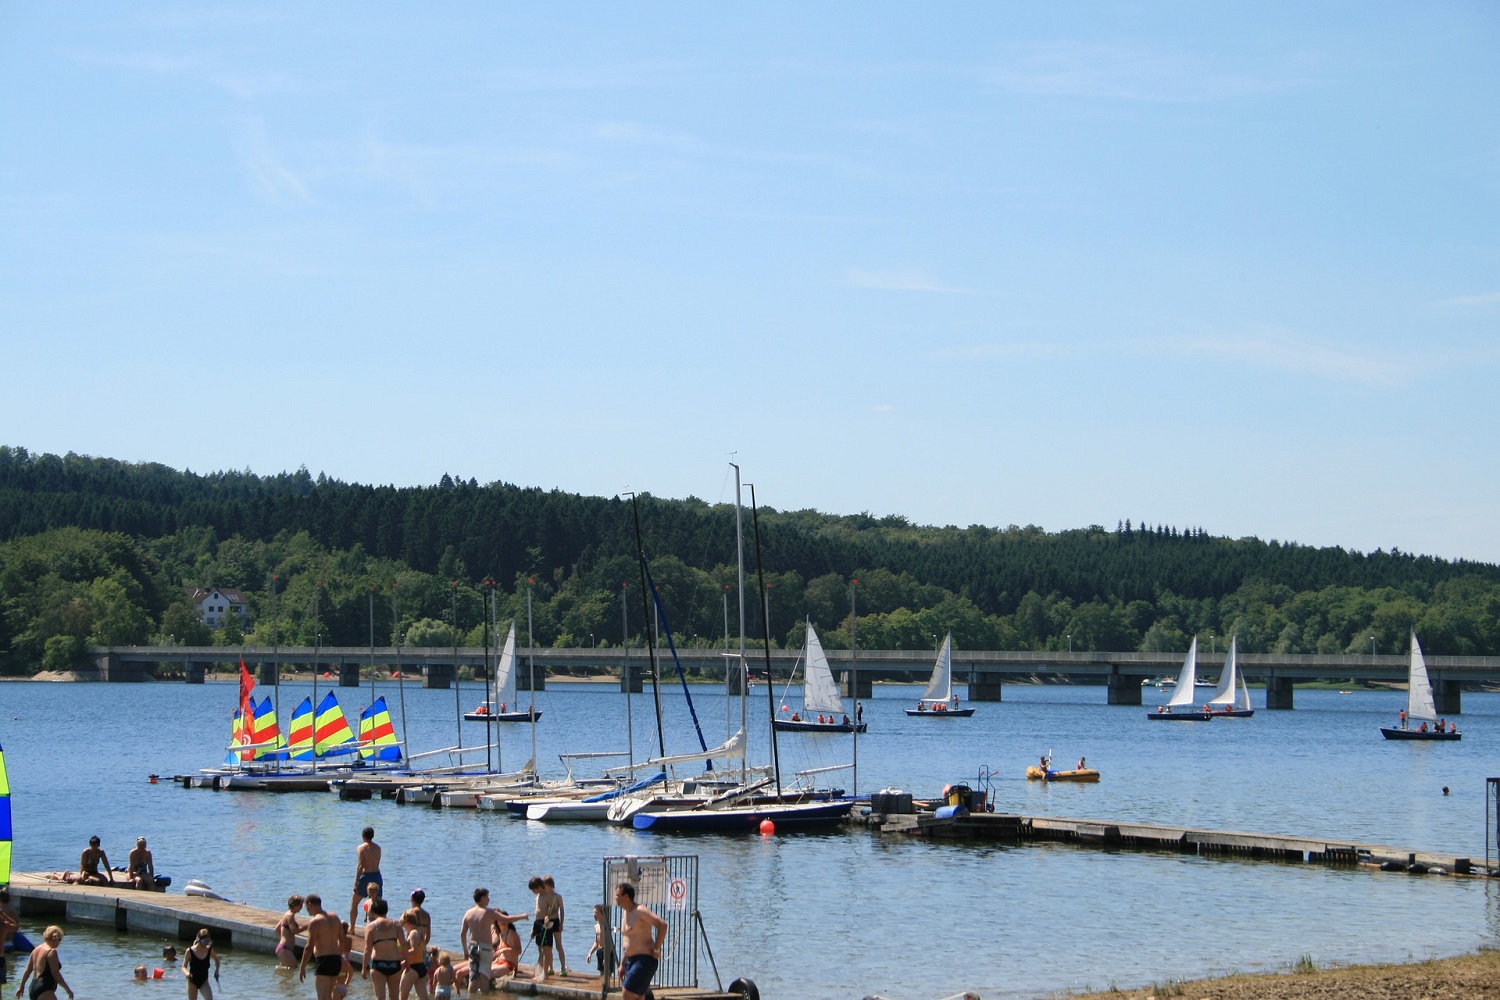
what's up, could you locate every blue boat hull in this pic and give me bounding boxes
[632,799,854,833]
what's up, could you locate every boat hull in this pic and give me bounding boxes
[1380,727,1461,741]
[904,708,975,718]
[463,710,542,723]
[1209,708,1255,718]
[631,799,854,833]
[1146,711,1214,721]
[1025,767,1100,782]
[772,719,867,733]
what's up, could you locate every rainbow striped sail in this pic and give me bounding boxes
[0,736,11,885]
[357,696,402,763]
[287,696,316,760]
[224,708,248,764]
[249,697,289,761]
[313,691,357,756]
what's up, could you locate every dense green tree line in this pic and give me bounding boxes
[3,445,1500,673]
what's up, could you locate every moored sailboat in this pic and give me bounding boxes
[464,623,542,723]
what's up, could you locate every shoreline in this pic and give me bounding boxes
[1064,949,1500,999]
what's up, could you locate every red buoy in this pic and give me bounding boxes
[759,819,775,835]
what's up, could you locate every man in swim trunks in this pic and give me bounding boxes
[298,893,345,1000]
[350,826,382,926]
[615,882,666,1000]
[78,835,114,886]
[459,888,502,995]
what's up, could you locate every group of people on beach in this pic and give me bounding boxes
[266,826,667,1000]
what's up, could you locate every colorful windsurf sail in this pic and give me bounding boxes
[357,696,402,762]
[249,697,288,761]
[313,691,357,756]
[0,736,13,885]
[287,696,315,760]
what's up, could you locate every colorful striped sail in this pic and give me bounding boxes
[250,697,288,761]
[287,696,316,761]
[224,708,247,764]
[357,696,402,762]
[0,736,12,885]
[313,691,357,756]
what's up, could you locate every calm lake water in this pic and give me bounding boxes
[5,676,1500,999]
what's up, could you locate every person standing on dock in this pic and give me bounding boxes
[78,835,114,886]
[615,882,666,1000]
[350,827,383,926]
[298,894,345,1000]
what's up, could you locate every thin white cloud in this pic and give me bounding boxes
[845,268,969,293]
[979,40,1310,104]
[66,48,322,99]
[1437,292,1500,307]
[872,403,896,412]
[236,117,313,205]
[946,329,1412,386]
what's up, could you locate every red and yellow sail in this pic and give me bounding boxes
[357,696,402,762]
[313,691,356,756]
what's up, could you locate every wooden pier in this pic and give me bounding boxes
[867,810,1477,873]
[5,874,747,1000]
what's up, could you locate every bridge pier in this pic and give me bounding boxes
[1434,678,1462,715]
[1107,670,1143,706]
[620,662,644,694]
[338,661,361,687]
[517,660,545,692]
[726,665,744,696]
[968,678,1003,702]
[257,663,280,685]
[840,674,873,699]
[1266,676,1295,710]
[185,662,205,684]
[423,664,454,690]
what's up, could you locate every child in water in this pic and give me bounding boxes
[432,953,456,1000]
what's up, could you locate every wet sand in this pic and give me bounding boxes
[1068,950,1500,999]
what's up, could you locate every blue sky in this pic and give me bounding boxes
[3,4,1498,563]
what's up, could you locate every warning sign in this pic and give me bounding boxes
[666,877,688,912]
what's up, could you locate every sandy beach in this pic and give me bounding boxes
[1068,950,1500,999]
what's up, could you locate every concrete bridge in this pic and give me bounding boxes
[85,645,1500,713]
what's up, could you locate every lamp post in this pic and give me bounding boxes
[1371,635,1377,657]
[1067,634,1072,654]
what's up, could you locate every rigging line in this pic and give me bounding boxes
[643,557,711,757]
[748,483,783,796]
[628,492,668,763]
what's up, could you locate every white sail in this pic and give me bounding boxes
[1406,633,1438,722]
[495,623,518,707]
[802,624,845,716]
[1207,636,1239,706]
[920,634,954,703]
[1236,668,1253,712]
[1165,637,1200,708]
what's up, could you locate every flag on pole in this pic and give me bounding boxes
[238,657,255,745]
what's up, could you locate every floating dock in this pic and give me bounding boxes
[5,874,747,1000]
[866,809,1478,873]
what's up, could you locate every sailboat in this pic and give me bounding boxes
[464,623,542,723]
[1206,636,1255,718]
[1380,634,1460,741]
[1146,637,1214,721]
[905,633,974,717]
[774,622,867,733]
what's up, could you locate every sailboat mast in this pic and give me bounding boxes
[482,581,493,774]
[628,494,668,762]
[732,463,747,785]
[748,484,782,795]
[622,582,633,771]
[527,579,537,770]
[311,582,320,775]
[451,582,461,749]
[851,578,859,797]
[392,584,408,764]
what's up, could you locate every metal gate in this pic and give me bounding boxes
[1487,778,1500,873]
[601,855,700,991]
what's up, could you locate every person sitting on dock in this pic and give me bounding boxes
[78,835,114,886]
[495,909,527,980]
[350,827,382,927]
[297,894,346,1000]
[126,837,156,891]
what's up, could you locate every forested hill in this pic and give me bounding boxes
[3,445,1499,672]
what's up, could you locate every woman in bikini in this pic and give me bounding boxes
[16,925,72,1000]
[361,898,404,1000]
[181,928,221,1000]
[397,912,431,1000]
[275,894,305,968]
